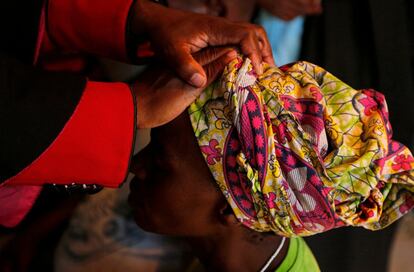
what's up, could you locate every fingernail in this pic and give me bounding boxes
[226,50,238,59]
[190,73,206,88]
[257,64,263,75]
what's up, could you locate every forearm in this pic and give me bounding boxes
[1,53,135,187]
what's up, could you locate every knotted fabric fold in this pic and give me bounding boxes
[189,57,414,237]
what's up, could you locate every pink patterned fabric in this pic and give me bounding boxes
[189,58,414,236]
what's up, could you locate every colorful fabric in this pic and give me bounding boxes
[188,57,414,237]
[276,238,319,272]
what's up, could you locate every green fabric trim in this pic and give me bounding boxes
[275,238,320,272]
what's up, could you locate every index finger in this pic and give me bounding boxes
[254,25,275,66]
[206,21,274,73]
[193,47,236,66]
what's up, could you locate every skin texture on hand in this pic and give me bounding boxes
[257,0,322,21]
[131,0,274,88]
[132,47,237,128]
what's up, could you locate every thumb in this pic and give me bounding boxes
[168,46,207,88]
[177,49,236,110]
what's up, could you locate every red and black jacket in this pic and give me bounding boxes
[1,0,139,227]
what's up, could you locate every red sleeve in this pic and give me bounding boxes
[4,81,135,188]
[46,0,134,61]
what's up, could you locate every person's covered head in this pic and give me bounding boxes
[129,56,414,238]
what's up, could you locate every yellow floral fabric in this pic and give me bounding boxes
[189,57,414,237]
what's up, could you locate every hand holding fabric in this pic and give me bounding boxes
[130,0,274,88]
[132,47,237,128]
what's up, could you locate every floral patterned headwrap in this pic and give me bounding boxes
[188,57,414,237]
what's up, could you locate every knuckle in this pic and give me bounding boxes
[242,23,255,33]
[255,25,266,34]
[246,29,256,40]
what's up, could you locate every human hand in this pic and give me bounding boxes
[130,0,274,88]
[257,0,322,21]
[132,47,237,129]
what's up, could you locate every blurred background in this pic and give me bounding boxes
[1,0,413,271]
